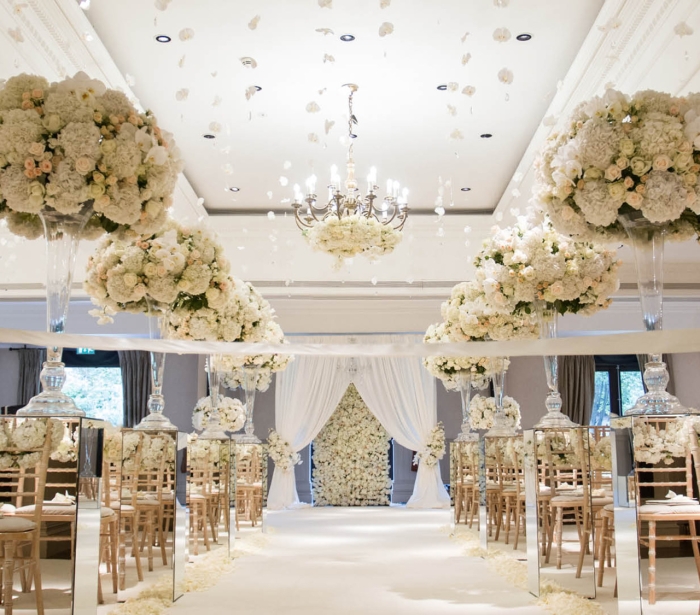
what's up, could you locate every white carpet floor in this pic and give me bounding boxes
[170,506,548,615]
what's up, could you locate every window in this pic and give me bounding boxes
[62,349,123,426]
[591,355,644,425]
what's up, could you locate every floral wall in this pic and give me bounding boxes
[312,384,392,506]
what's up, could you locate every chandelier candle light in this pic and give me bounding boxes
[293,84,408,268]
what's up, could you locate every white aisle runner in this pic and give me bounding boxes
[173,507,547,615]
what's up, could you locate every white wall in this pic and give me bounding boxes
[0,349,19,408]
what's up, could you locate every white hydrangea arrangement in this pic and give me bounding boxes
[0,418,64,469]
[441,281,539,342]
[187,433,222,466]
[414,422,446,468]
[423,322,502,390]
[192,394,245,433]
[632,418,692,465]
[474,211,620,317]
[0,72,182,240]
[220,321,294,392]
[50,422,79,463]
[312,385,392,506]
[304,216,402,270]
[469,395,521,431]
[267,429,301,473]
[591,436,612,471]
[167,277,273,342]
[534,88,700,242]
[85,219,231,324]
[119,431,176,473]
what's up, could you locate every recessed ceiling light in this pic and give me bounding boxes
[437,84,448,91]
[349,133,357,139]
[340,34,355,42]
[480,133,493,139]
[203,134,216,139]
[461,187,471,192]
[228,187,240,192]
[155,34,171,43]
[516,33,532,41]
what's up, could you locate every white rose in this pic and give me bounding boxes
[652,154,673,171]
[630,157,651,176]
[123,273,138,288]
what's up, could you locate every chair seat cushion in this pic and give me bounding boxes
[592,497,614,506]
[0,517,36,532]
[550,495,584,505]
[639,504,700,515]
[16,504,76,516]
[0,504,16,514]
[101,507,116,518]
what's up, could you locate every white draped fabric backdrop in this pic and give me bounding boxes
[267,334,450,510]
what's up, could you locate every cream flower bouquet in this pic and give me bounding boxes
[422,322,499,390]
[469,395,521,431]
[267,430,301,473]
[85,219,231,323]
[0,418,64,469]
[192,394,245,433]
[441,280,539,342]
[534,88,700,242]
[220,321,294,392]
[304,215,402,269]
[414,422,446,468]
[474,211,620,317]
[0,72,182,240]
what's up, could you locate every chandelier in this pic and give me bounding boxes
[292,85,408,266]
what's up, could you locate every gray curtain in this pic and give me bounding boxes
[118,351,151,427]
[16,348,46,406]
[559,355,596,425]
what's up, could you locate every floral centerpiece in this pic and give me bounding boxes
[220,321,294,392]
[591,436,612,471]
[50,422,79,463]
[441,281,539,343]
[422,322,495,390]
[0,72,182,240]
[192,395,245,433]
[187,433,221,466]
[113,430,176,472]
[304,216,402,270]
[312,385,392,506]
[469,395,521,431]
[632,418,692,465]
[414,422,446,468]
[534,89,700,242]
[85,219,231,324]
[267,429,301,473]
[474,211,620,317]
[0,418,64,469]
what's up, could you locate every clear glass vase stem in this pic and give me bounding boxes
[486,359,516,436]
[18,207,91,416]
[200,354,228,440]
[455,373,477,442]
[236,365,261,443]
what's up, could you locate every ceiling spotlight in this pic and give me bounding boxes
[203,134,216,139]
[516,33,532,41]
[480,133,493,139]
[228,187,240,192]
[460,187,471,192]
[349,133,357,139]
[340,34,355,42]
[155,34,171,43]
[437,84,448,91]
[253,85,262,92]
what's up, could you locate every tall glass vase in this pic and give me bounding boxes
[534,301,577,428]
[200,354,229,440]
[486,358,516,436]
[18,206,92,416]
[135,300,176,430]
[620,213,693,415]
[454,372,477,442]
[235,365,261,444]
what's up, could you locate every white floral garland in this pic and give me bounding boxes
[0,72,182,241]
[414,422,446,468]
[85,219,231,324]
[0,418,64,469]
[474,210,620,317]
[633,417,693,465]
[187,433,222,466]
[303,216,402,270]
[590,436,612,471]
[192,394,245,433]
[103,430,176,472]
[469,395,521,431]
[220,321,294,392]
[267,429,301,473]
[534,88,700,242]
[422,322,501,390]
[312,384,392,506]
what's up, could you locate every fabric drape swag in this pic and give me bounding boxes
[118,350,151,427]
[267,334,450,511]
[559,355,595,425]
[16,348,46,406]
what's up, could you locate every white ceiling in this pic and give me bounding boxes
[1,0,700,335]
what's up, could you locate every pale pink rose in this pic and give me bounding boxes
[75,157,94,175]
[652,155,672,171]
[31,89,43,99]
[604,165,621,181]
[28,143,44,157]
[39,160,52,173]
[625,191,643,209]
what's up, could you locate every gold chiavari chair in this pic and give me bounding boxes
[494,436,525,548]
